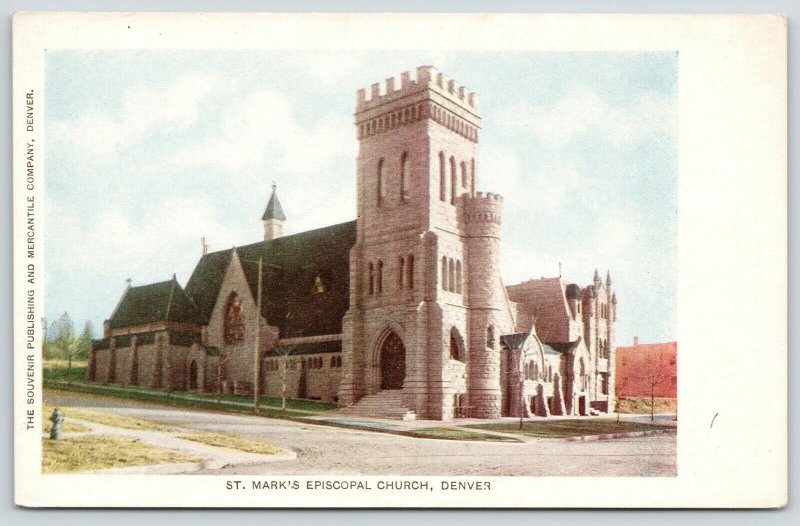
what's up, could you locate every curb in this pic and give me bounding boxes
[562,427,677,442]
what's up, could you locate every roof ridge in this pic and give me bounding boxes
[204,219,358,257]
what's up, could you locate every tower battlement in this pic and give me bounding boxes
[461,192,503,231]
[355,66,479,116]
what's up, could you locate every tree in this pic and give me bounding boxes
[50,312,93,384]
[272,342,299,411]
[638,351,669,422]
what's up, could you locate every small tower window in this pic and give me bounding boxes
[400,152,409,202]
[377,260,384,293]
[439,152,446,202]
[456,260,462,294]
[407,254,414,289]
[448,258,455,292]
[377,159,385,207]
[470,158,476,195]
[461,161,467,188]
[398,256,405,289]
[441,256,448,290]
[368,263,375,295]
[449,156,457,205]
[486,325,495,350]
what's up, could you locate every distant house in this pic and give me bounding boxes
[614,338,677,399]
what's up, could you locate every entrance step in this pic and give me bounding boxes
[336,390,416,421]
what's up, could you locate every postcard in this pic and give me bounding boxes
[12,12,787,507]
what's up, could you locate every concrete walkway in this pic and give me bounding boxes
[57,418,296,474]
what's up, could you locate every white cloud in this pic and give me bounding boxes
[480,144,590,214]
[170,88,356,176]
[496,88,675,148]
[49,73,220,157]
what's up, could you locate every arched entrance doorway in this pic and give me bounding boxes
[188,360,198,390]
[380,331,405,390]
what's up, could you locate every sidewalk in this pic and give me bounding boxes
[55,418,296,474]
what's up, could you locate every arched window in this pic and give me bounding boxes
[398,256,405,288]
[400,152,409,202]
[224,292,244,343]
[455,260,462,294]
[439,151,446,201]
[407,254,414,289]
[377,159,385,207]
[470,158,476,195]
[460,161,467,188]
[368,262,375,295]
[449,156,457,204]
[486,325,495,349]
[448,258,455,292]
[377,260,383,293]
[449,327,465,361]
[441,256,448,290]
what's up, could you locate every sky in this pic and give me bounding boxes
[44,50,677,344]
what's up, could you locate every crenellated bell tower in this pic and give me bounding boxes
[340,66,499,420]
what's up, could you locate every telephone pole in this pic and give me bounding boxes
[253,256,263,414]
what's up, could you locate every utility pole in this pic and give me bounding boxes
[253,256,263,414]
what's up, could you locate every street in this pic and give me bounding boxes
[45,392,676,477]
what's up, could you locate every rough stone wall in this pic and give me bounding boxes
[206,251,277,390]
[463,193,505,418]
[262,353,343,403]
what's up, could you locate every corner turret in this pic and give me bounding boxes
[262,184,286,241]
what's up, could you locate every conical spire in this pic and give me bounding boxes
[606,270,612,288]
[593,268,600,284]
[262,184,286,221]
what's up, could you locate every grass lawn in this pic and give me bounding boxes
[42,435,201,473]
[42,401,174,431]
[406,427,517,442]
[615,397,677,414]
[182,391,336,413]
[467,419,668,439]
[177,432,286,455]
[44,382,318,419]
[43,364,88,384]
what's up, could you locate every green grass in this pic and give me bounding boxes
[44,382,316,419]
[406,427,516,442]
[43,365,87,384]
[467,419,668,439]
[42,435,201,473]
[43,401,175,431]
[176,391,336,412]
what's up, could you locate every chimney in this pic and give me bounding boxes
[201,236,208,256]
[633,336,639,346]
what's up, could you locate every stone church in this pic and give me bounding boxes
[88,66,617,421]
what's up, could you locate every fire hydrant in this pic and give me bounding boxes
[49,408,63,440]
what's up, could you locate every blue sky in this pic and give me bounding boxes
[45,50,677,344]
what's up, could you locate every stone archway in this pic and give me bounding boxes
[380,331,405,390]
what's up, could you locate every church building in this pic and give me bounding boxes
[88,66,617,421]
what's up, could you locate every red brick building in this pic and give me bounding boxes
[614,338,676,398]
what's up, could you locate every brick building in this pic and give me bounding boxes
[614,338,677,399]
[89,66,618,420]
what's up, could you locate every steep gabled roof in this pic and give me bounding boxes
[109,278,204,329]
[506,277,572,342]
[184,220,357,338]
